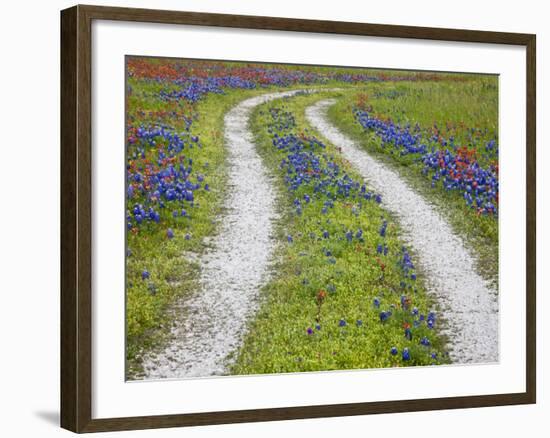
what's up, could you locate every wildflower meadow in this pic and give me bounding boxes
[125,56,498,380]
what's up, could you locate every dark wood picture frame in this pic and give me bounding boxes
[60,4,536,433]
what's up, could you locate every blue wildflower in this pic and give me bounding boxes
[379,221,387,237]
[427,312,436,329]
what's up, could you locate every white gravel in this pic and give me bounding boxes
[141,90,309,380]
[306,99,499,364]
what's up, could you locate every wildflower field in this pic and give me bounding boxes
[125,56,499,379]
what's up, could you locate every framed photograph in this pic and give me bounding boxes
[60,4,536,433]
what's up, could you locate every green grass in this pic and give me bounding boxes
[357,79,498,143]
[231,91,448,375]
[325,83,499,286]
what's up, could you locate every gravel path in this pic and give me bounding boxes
[142,90,308,379]
[306,99,499,364]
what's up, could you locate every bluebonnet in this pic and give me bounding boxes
[354,108,499,215]
[379,221,387,237]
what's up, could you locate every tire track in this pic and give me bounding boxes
[141,90,309,379]
[306,99,498,364]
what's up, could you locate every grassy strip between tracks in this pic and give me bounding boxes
[232,91,449,375]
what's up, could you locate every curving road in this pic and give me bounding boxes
[141,90,309,379]
[305,99,499,364]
